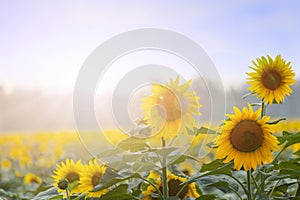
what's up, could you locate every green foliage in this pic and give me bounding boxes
[277,131,300,147]
[196,194,216,200]
[117,136,150,152]
[266,118,286,125]
[33,187,61,200]
[98,184,138,200]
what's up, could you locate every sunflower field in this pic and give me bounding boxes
[1,54,300,200]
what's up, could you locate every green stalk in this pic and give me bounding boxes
[250,170,258,190]
[139,177,164,200]
[66,188,70,200]
[261,101,265,119]
[247,170,252,200]
[271,145,286,164]
[227,174,251,200]
[269,180,280,198]
[161,137,168,199]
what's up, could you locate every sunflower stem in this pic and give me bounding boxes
[269,180,280,198]
[247,170,252,200]
[139,177,164,200]
[250,170,258,190]
[65,188,70,200]
[227,174,251,200]
[161,137,169,199]
[261,101,265,118]
[271,145,286,164]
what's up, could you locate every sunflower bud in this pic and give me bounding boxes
[58,178,69,190]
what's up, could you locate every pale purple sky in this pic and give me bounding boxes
[1,0,300,93]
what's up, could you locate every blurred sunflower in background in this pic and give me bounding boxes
[142,77,201,141]
[80,159,108,198]
[1,158,12,170]
[142,170,200,200]
[247,55,295,104]
[52,158,84,194]
[24,173,42,185]
[216,105,278,171]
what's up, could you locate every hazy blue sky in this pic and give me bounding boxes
[1,0,300,93]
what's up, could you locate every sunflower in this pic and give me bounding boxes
[142,170,200,200]
[247,55,295,104]
[80,159,108,198]
[216,104,278,171]
[52,158,84,194]
[141,77,201,141]
[1,158,12,169]
[24,173,42,185]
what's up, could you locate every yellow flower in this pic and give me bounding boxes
[24,173,42,184]
[178,162,196,176]
[142,77,201,141]
[216,105,278,171]
[1,158,12,169]
[247,55,296,104]
[80,159,108,198]
[142,171,200,200]
[52,158,84,194]
[15,170,22,177]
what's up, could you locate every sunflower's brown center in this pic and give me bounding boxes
[153,179,188,200]
[157,89,181,121]
[261,70,282,90]
[91,172,102,187]
[66,172,79,183]
[230,120,264,152]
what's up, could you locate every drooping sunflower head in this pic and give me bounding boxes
[80,159,108,198]
[52,158,84,194]
[216,104,279,171]
[141,77,201,140]
[247,55,296,104]
[24,173,42,185]
[142,170,200,200]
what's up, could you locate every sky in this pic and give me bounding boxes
[1,0,300,93]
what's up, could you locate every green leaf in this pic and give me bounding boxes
[169,154,199,165]
[272,182,298,194]
[257,193,269,200]
[98,184,138,200]
[279,169,300,179]
[69,180,79,192]
[169,154,186,164]
[92,173,142,192]
[149,147,179,157]
[200,159,225,172]
[205,181,232,192]
[293,150,300,156]
[132,159,158,172]
[196,127,217,135]
[185,161,233,185]
[117,136,150,152]
[251,103,262,107]
[277,131,300,147]
[266,118,286,125]
[202,162,233,176]
[196,194,216,200]
[0,189,19,199]
[33,187,61,200]
[278,160,300,170]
